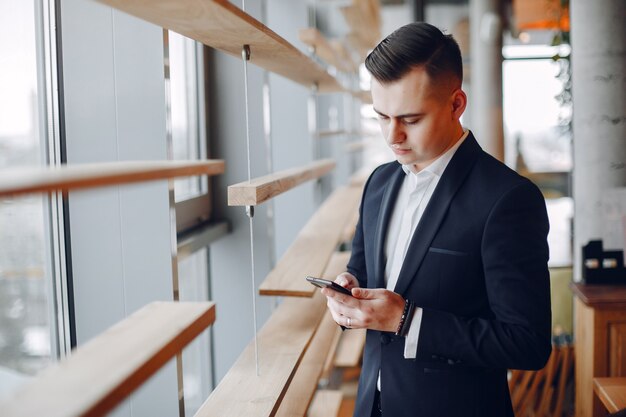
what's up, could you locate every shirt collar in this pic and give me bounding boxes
[401,129,469,178]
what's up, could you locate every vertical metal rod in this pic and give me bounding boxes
[242,44,260,376]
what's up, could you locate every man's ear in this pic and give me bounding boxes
[451,88,467,119]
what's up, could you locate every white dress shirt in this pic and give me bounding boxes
[385,130,469,359]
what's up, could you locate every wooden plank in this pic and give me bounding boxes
[195,291,328,417]
[0,301,216,417]
[594,378,626,413]
[308,390,344,417]
[228,159,335,206]
[98,0,343,93]
[274,312,340,417]
[298,28,354,73]
[259,187,362,297]
[341,209,360,244]
[334,329,367,368]
[0,160,224,198]
[349,167,373,188]
[320,327,343,382]
[321,251,353,281]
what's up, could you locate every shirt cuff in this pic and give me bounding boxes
[403,307,423,359]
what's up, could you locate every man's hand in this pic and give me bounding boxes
[321,272,405,332]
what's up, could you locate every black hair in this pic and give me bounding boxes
[365,22,463,85]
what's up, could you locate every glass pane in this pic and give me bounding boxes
[0,0,55,400]
[503,58,572,173]
[168,31,206,202]
[178,248,213,415]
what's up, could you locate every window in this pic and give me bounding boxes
[165,31,212,233]
[178,248,213,415]
[0,0,64,399]
[503,43,573,267]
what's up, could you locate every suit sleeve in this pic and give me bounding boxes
[415,181,552,370]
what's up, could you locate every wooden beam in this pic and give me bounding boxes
[335,329,367,368]
[594,378,626,413]
[0,160,224,198]
[298,28,354,73]
[195,291,328,417]
[228,159,335,206]
[274,312,341,417]
[98,0,343,93]
[308,390,344,417]
[349,167,374,188]
[0,301,216,417]
[341,209,360,244]
[259,187,362,297]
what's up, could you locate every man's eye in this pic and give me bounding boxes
[404,119,420,125]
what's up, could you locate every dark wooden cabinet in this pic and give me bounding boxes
[571,283,626,417]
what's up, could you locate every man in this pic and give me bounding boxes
[321,22,551,417]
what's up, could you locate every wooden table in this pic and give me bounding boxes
[594,377,626,413]
[571,283,626,417]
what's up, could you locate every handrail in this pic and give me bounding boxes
[0,301,216,417]
[228,159,335,206]
[259,187,362,297]
[0,160,224,198]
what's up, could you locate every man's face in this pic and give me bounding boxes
[371,66,464,171]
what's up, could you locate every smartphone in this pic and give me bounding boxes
[306,276,353,296]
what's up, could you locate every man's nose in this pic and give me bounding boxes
[387,120,405,144]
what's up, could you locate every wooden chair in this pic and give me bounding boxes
[509,344,574,417]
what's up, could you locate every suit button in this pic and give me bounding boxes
[380,334,391,345]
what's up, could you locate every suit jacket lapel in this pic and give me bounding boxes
[394,133,482,296]
[373,163,405,288]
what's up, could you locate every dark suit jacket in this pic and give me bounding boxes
[348,133,552,417]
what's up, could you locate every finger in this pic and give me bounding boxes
[351,287,383,299]
[326,288,360,307]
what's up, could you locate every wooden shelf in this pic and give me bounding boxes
[274,312,341,417]
[318,129,351,138]
[0,160,225,198]
[195,291,327,417]
[341,209,360,244]
[349,166,374,188]
[352,90,373,104]
[99,0,343,93]
[0,301,216,417]
[228,159,335,206]
[308,390,344,417]
[298,28,355,73]
[259,186,362,297]
[334,328,366,368]
[594,378,626,413]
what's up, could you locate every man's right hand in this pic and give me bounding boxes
[334,272,360,291]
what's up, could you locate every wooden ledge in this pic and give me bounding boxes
[308,390,344,417]
[0,301,216,417]
[334,329,366,368]
[594,377,626,413]
[228,159,335,206]
[259,187,362,297]
[275,312,341,417]
[298,28,354,73]
[98,0,343,93]
[0,160,224,198]
[196,291,327,417]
